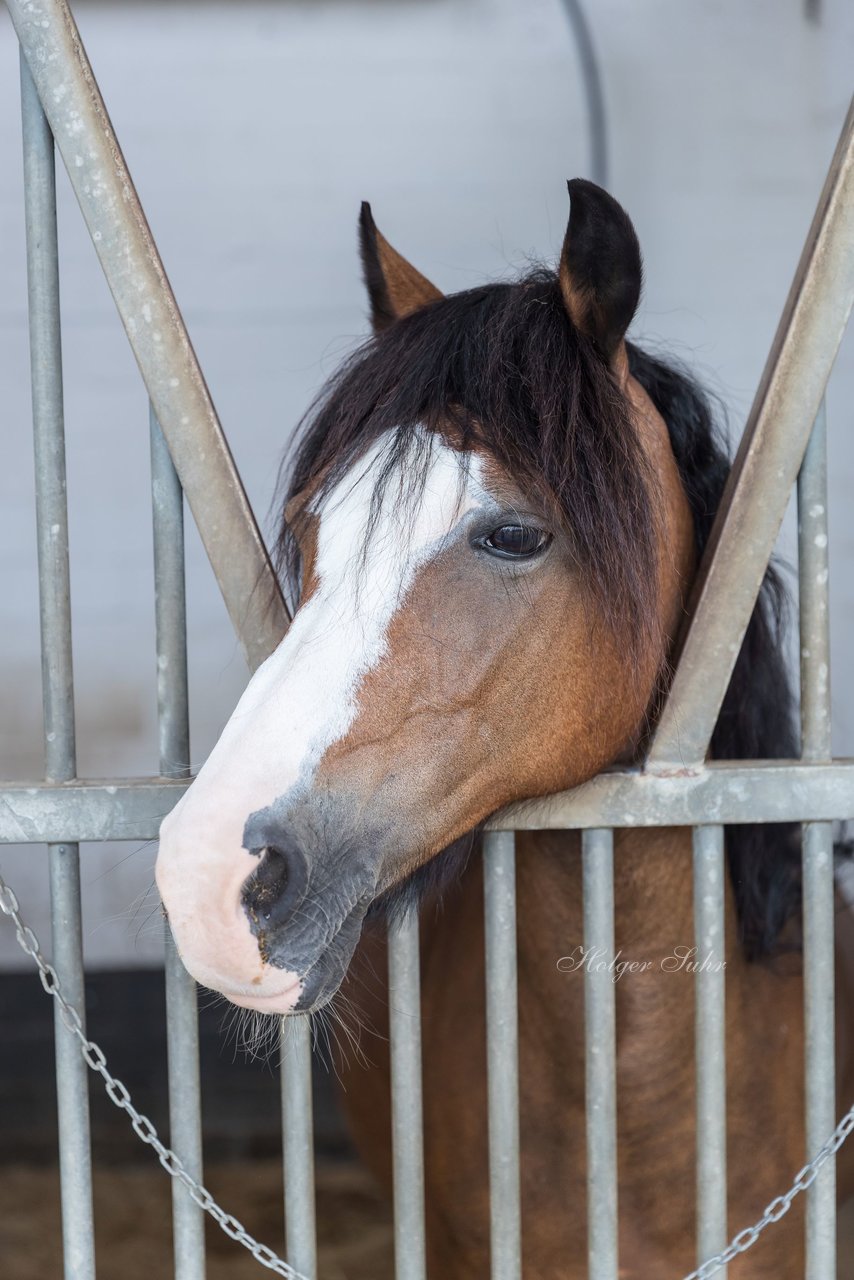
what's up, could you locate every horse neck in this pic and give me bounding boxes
[514,826,746,1103]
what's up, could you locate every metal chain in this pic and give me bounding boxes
[0,871,309,1280]
[3,869,853,1280]
[680,1103,854,1280]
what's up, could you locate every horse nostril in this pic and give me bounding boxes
[246,847,287,920]
[241,844,309,930]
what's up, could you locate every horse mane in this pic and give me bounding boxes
[626,344,800,959]
[275,269,801,958]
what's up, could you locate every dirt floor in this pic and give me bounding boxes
[0,1158,393,1280]
[6,1156,854,1278]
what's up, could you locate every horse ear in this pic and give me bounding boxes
[559,179,642,367]
[359,202,443,333]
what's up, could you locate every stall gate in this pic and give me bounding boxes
[1,2,853,1278]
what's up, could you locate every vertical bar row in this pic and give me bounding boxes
[582,828,618,1280]
[281,1017,317,1278]
[20,52,96,1280]
[798,402,836,1280]
[151,408,206,1280]
[388,911,427,1280]
[692,824,727,1277]
[483,830,522,1280]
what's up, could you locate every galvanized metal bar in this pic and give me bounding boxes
[799,403,831,763]
[7,0,288,671]
[150,407,191,778]
[491,760,854,831]
[559,0,608,188]
[47,843,94,1280]
[802,822,836,1279]
[20,50,95,1280]
[3,760,854,844]
[692,825,727,1277]
[151,406,206,1279]
[0,778,191,842]
[388,911,427,1280]
[483,830,522,1280]
[281,1016,317,1279]
[22,75,75,784]
[798,404,836,1279]
[648,97,854,767]
[163,932,205,1279]
[582,828,618,1280]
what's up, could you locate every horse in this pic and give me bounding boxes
[155,179,854,1278]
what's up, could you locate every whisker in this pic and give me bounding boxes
[86,838,158,885]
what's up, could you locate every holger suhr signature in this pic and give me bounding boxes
[556,945,725,982]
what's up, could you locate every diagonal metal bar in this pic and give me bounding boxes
[648,96,854,767]
[6,0,289,671]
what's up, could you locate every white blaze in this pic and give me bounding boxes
[156,430,484,1008]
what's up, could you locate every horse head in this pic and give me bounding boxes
[155,181,694,1013]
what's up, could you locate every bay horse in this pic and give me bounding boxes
[155,180,854,1277]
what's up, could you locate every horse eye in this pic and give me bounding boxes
[482,524,550,559]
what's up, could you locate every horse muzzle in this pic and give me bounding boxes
[156,788,383,1015]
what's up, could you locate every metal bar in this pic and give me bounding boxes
[802,822,836,1278]
[483,830,522,1280]
[48,843,94,1280]
[281,1017,317,1279]
[150,407,191,778]
[3,760,854,844]
[692,825,727,1276]
[0,779,191,842]
[388,911,427,1280]
[163,932,205,1279]
[7,0,288,671]
[648,97,854,767]
[151,406,206,1279]
[582,829,618,1280]
[491,761,854,831]
[798,405,836,1279]
[20,50,95,1280]
[799,404,831,763]
[558,0,608,188]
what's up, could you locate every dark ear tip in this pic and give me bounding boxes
[567,177,596,196]
[359,201,376,237]
[567,177,615,208]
